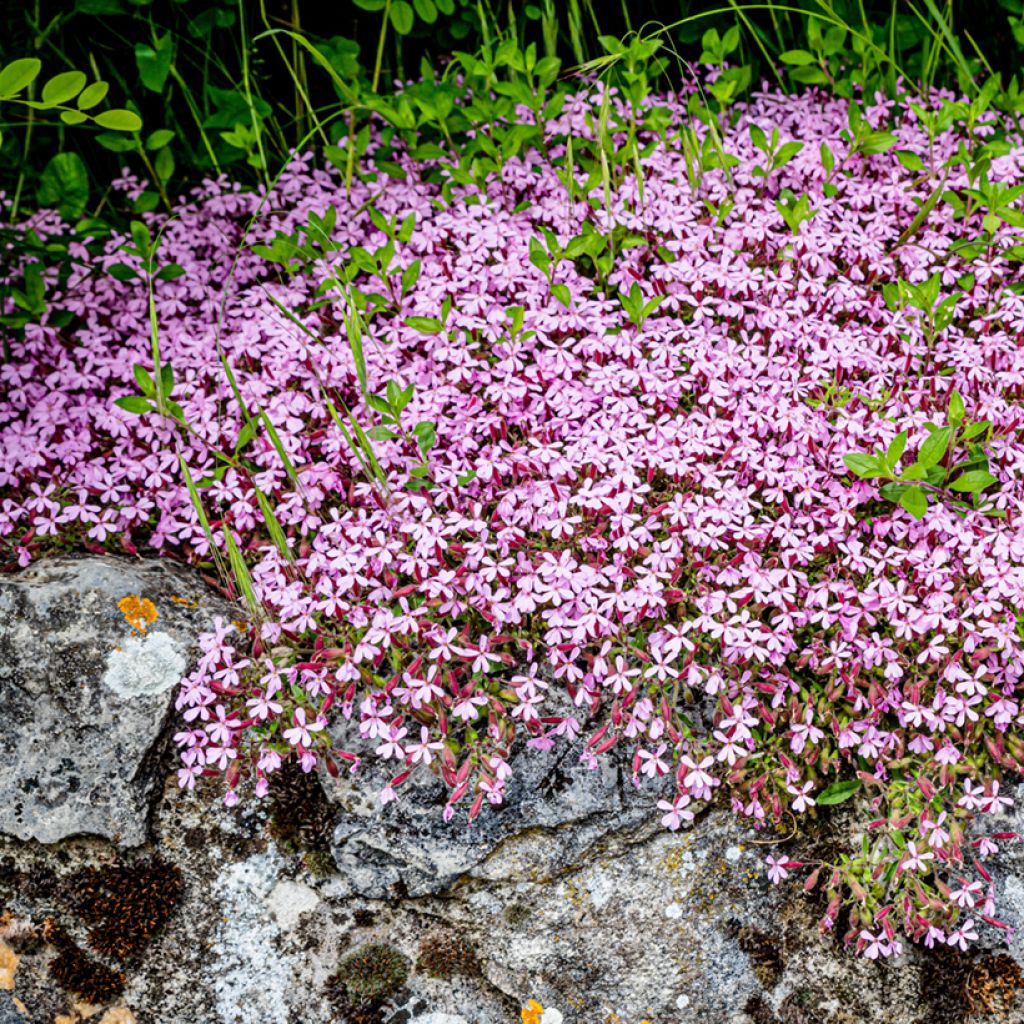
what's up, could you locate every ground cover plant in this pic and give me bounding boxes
[5,0,1024,971]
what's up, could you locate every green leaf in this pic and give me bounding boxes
[130,219,152,256]
[76,80,109,110]
[401,259,421,296]
[895,149,925,172]
[886,431,908,467]
[860,131,898,155]
[948,390,965,428]
[37,152,90,218]
[96,130,137,152]
[154,145,174,184]
[155,262,185,281]
[404,315,442,333]
[961,419,990,441]
[136,34,173,93]
[40,70,86,106]
[898,485,928,519]
[0,58,42,98]
[60,109,89,125]
[108,262,139,282]
[146,128,175,150]
[115,395,152,414]
[366,426,399,440]
[133,363,155,395]
[234,419,258,454]
[816,780,861,805]
[789,66,829,85]
[779,49,816,65]
[918,426,951,468]
[390,0,415,34]
[75,0,125,12]
[551,283,571,308]
[413,0,438,22]
[94,108,142,131]
[842,452,884,478]
[949,470,997,493]
[412,419,436,453]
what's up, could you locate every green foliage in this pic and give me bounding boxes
[843,390,1003,519]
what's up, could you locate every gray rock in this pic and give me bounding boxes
[0,555,239,845]
[0,993,24,1024]
[327,739,666,899]
[3,557,1024,1023]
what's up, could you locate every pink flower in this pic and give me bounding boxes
[946,919,979,951]
[658,795,694,831]
[405,727,443,765]
[766,856,790,884]
[283,707,325,748]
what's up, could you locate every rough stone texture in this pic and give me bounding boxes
[327,739,665,898]
[4,558,1024,1023]
[0,556,239,846]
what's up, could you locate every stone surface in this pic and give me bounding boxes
[0,556,239,845]
[327,738,665,898]
[4,558,1024,1023]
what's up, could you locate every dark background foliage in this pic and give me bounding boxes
[2,0,1023,216]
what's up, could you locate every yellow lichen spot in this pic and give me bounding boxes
[117,595,158,634]
[0,940,18,990]
[169,595,198,609]
[522,1000,544,1024]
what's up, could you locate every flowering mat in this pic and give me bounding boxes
[4,82,1024,960]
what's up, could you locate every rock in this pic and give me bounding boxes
[5,558,1024,1023]
[327,739,666,899]
[4,757,1024,1024]
[0,555,239,846]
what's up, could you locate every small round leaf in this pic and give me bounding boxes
[41,70,87,106]
[390,0,414,34]
[145,128,175,150]
[76,80,110,110]
[0,58,42,98]
[94,108,142,132]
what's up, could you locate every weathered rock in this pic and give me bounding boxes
[5,559,1024,1023]
[0,555,239,845]
[327,740,665,898]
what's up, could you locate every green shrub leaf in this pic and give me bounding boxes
[817,780,861,805]
[37,152,90,218]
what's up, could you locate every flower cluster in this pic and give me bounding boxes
[4,79,1024,956]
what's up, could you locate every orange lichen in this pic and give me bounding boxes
[522,1001,544,1024]
[169,595,198,608]
[117,595,157,634]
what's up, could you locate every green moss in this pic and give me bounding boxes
[334,942,410,1003]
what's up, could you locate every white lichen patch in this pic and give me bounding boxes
[103,631,186,698]
[209,851,293,1024]
[267,879,320,930]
